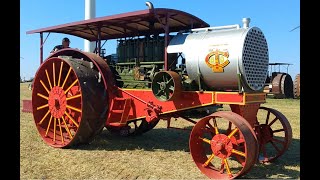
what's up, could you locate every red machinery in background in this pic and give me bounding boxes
[23,2,292,179]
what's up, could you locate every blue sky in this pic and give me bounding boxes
[20,0,300,80]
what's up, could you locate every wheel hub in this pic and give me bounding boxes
[160,82,166,90]
[259,124,273,144]
[48,86,67,118]
[211,134,233,159]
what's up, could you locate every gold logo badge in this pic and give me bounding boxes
[205,49,230,73]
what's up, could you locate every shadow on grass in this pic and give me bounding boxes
[243,138,300,179]
[76,127,300,179]
[78,127,193,152]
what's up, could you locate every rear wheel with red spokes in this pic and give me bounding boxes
[32,57,108,148]
[189,111,258,179]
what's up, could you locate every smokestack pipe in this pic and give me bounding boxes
[242,18,250,28]
[146,1,154,10]
[84,0,96,52]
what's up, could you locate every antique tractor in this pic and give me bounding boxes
[263,62,295,98]
[25,2,292,179]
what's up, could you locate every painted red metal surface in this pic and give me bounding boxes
[107,89,214,124]
[230,104,261,127]
[215,92,266,105]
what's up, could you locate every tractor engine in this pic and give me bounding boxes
[168,18,269,92]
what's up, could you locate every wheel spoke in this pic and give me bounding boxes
[265,111,270,124]
[66,94,81,101]
[156,89,163,96]
[61,116,73,139]
[40,80,50,94]
[271,137,285,145]
[53,62,56,87]
[45,115,53,137]
[231,149,246,157]
[227,122,232,134]
[166,78,173,84]
[212,118,219,134]
[270,140,282,153]
[64,111,79,127]
[227,128,239,138]
[272,129,285,133]
[53,118,57,142]
[66,105,82,113]
[45,69,53,90]
[268,117,278,126]
[65,79,79,94]
[165,88,170,99]
[134,121,138,130]
[224,159,233,178]
[58,62,64,86]
[206,122,215,133]
[37,93,49,100]
[203,153,215,167]
[57,118,64,144]
[38,110,50,125]
[169,86,174,91]
[61,67,72,89]
[199,137,211,144]
[36,104,49,110]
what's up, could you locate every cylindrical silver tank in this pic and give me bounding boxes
[167,18,269,92]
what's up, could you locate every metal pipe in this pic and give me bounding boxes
[191,24,240,32]
[40,33,43,64]
[145,1,154,10]
[84,0,96,52]
[242,18,250,28]
[164,14,169,71]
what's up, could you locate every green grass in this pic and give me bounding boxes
[20,82,300,179]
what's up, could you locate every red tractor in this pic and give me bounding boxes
[24,2,292,179]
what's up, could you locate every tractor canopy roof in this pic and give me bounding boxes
[27,8,209,41]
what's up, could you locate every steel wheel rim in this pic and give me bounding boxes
[189,111,258,179]
[32,58,82,147]
[255,106,292,163]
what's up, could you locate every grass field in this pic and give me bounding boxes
[20,82,300,179]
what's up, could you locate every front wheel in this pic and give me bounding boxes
[189,111,258,179]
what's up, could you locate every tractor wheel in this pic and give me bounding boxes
[189,111,258,179]
[106,118,159,136]
[254,107,292,163]
[32,57,108,148]
[293,74,300,98]
[151,71,182,101]
[271,73,294,98]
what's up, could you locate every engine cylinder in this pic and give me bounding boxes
[168,21,269,92]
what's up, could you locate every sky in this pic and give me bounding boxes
[20,0,300,80]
